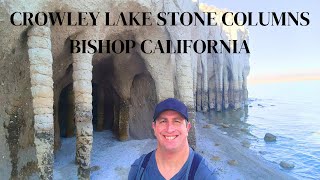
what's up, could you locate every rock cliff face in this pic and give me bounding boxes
[195,4,250,112]
[0,0,249,179]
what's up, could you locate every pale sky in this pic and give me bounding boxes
[199,0,320,78]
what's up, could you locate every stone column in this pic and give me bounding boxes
[72,52,93,179]
[201,53,209,112]
[27,25,54,179]
[233,73,242,109]
[208,55,216,110]
[223,67,229,109]
[216,63,224,111]
[174,52,197,149]
[196,58,202,111]
[195,28,210,112]
[113,102,120,135]
[242,73,248,104]
[118,100,129,141]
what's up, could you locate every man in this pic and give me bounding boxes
[128,98,216,180]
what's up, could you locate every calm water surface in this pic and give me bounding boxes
[206,80,320,180]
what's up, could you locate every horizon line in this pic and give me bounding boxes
[247,73,320,84]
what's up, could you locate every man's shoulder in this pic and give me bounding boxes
[193,152,217,180]
[128,151,154,180]
[128,154,145,180]
[131,152,149,167]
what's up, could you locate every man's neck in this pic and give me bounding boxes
[155,145,190,179]
[156,146,190,163]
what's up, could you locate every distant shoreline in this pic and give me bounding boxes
[248,73,320,84]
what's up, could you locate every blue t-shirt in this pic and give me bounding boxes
[128,148,217,180]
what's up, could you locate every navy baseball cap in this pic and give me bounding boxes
[153,98,188,121]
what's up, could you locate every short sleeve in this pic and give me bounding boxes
[128,155,145,180]
[194,159,217,180]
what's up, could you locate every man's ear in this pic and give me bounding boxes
[152,121,156,136]
[187,121,191,131]
[152,121,155,129]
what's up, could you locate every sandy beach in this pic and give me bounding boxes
[54,112,295,180]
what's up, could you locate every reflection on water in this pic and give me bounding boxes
[205,107,252,138]
[203,80,320,180]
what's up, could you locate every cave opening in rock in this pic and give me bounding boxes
[56,69,119,138]
[55,45,158,155]
[91,57,119,133]
[58,83,75,138]
[92,50,157,140]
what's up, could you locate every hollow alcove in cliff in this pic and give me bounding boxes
[53,32,160,154]
[92,83,115,131]
[92,47,157,140]
[58,83,75,137]
[91,57,118,133]
[51,33,168,177]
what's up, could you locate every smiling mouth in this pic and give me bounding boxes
[164,135,178,140]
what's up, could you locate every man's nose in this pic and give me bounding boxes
[166,122,175,132]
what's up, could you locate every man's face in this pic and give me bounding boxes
[152,110,191,153]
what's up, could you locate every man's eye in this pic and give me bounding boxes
[175,120,181,123]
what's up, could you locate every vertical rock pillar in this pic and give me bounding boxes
[223,67,229,109]
[196,62,202,111]
[72,52,93,179]
[216,64,224,111]
[118,100,129,141]
[27,25,54,179]
[175,53,197,149]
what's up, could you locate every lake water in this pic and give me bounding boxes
[205,80,320,179]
